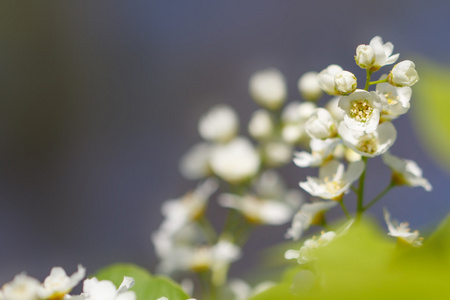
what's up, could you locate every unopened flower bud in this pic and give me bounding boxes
[388,60,419,87]
[248,109,274,140]
[249,69,287,110]
[355,44,375,69]
[334,71,357,94]
[317,64,343,95]
[298,72,322,101]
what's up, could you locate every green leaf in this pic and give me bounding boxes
[93,263,190,300]
[412,59,450,170]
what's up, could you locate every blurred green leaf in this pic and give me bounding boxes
[94,263,190,300]
[412,60,450,170]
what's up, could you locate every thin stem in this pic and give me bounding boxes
[364,69,373,91]
[339,200,352,220]
[356,157,368,220]
[363,181,395,212]
[369,78,388,85]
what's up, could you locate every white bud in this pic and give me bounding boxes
[249,69,287,110]
[248,109,274,140]
[334,71,357,94]
[355,44,375,69]
[298,71,322,101]
[317,64,343,95]
[388,60,419,87]
[263,141,293,167]
[198,104,239,143]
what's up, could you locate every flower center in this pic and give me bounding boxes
[349,99,373,122]
[384,92,400,105]
[357,133,378,154]
[323,176,345,194]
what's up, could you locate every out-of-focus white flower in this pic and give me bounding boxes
[285,231,337,264]
[304,108,338,139]
[249,69,287,110]
[325,96,344,122]
[281,102,316,144]
[38,265,85,300]
[285,201,337,240]
[248,109,274,140]
[299,160,364,200]
[298,72,322,101]
[80,277,135,300]
[388,60,419,87]
[338,121,397,157]
[344,147,362,162]
[338,89,382,133]
[382,152,432,191]
[179,143,212,180]
[376,76,411,121]
[369,36,399,71]
[334,71,357,95]
[355,44,375,69]
[262,141,293,167]
[383,208,423,247]
[210,137,260,183]
[228,279,275,300]
[158,179,218,236]
[198,104,239,143]
[293,138,340,168]
[1,273,40,300]
[317,64,343,95]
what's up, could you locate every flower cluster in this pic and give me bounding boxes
[0,266,136,300]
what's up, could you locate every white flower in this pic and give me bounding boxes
[334,71,357,95]
[325,96,344,122]
[281,102,316,144]
[304,108,337,139]
[388,60,419,87]
[209,137,260,183]
[376,76,411,120]
[285,231,337,264]
[293,138,340,168]
[382,152,432,191]
[383,208,423,247]
[338,121,397,157]
[198,104,239,143]
[338,89,382,133]
[369,36,399,71]
[249,69,287,110]
[262,141,293,167]
[285,201,338,240]
[80,277,135,300]
[1,273,40,300]
[179,143,212,180]
[355,44,375,69]
[38,265,85,299]
[297,71,322,101]
[299,160,364,200]
[317,64,343,95]
[248,109,274,140]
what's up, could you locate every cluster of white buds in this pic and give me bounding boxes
[0,266,136,300]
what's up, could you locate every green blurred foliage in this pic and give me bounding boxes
[413,60,450,170]
[94,263,190,300]
[250,217,450,299]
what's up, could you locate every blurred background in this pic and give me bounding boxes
[1,0,450,283]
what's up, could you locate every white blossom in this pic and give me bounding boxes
[382,152,432,191]
[334,70,357,94]
[285,231,337,264]
[0,274,40,300]
[299,160,364,200]
[179,143,211,180]
[388,60,419,87]
[317,64,343,95]
[198,104,239,143]
[376,76,411,120]
[369,36,399,70]
[304,108,337,139]
[293,138,340,168]
[298,71,322,101]
[38,265,86,299]
[325,96,344,122]
[281,102,316,143]
[79,277,135,300]
[338,89,382,133]
[209,137,260,183]
[262,141,293,167]
[285,201,337,240]
[338,121,397,157]
[383,208,423,247]
[355,44,375,69]
[248,109,274,140]
[249,69,287,110]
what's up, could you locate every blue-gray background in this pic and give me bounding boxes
[0,0,449,283]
